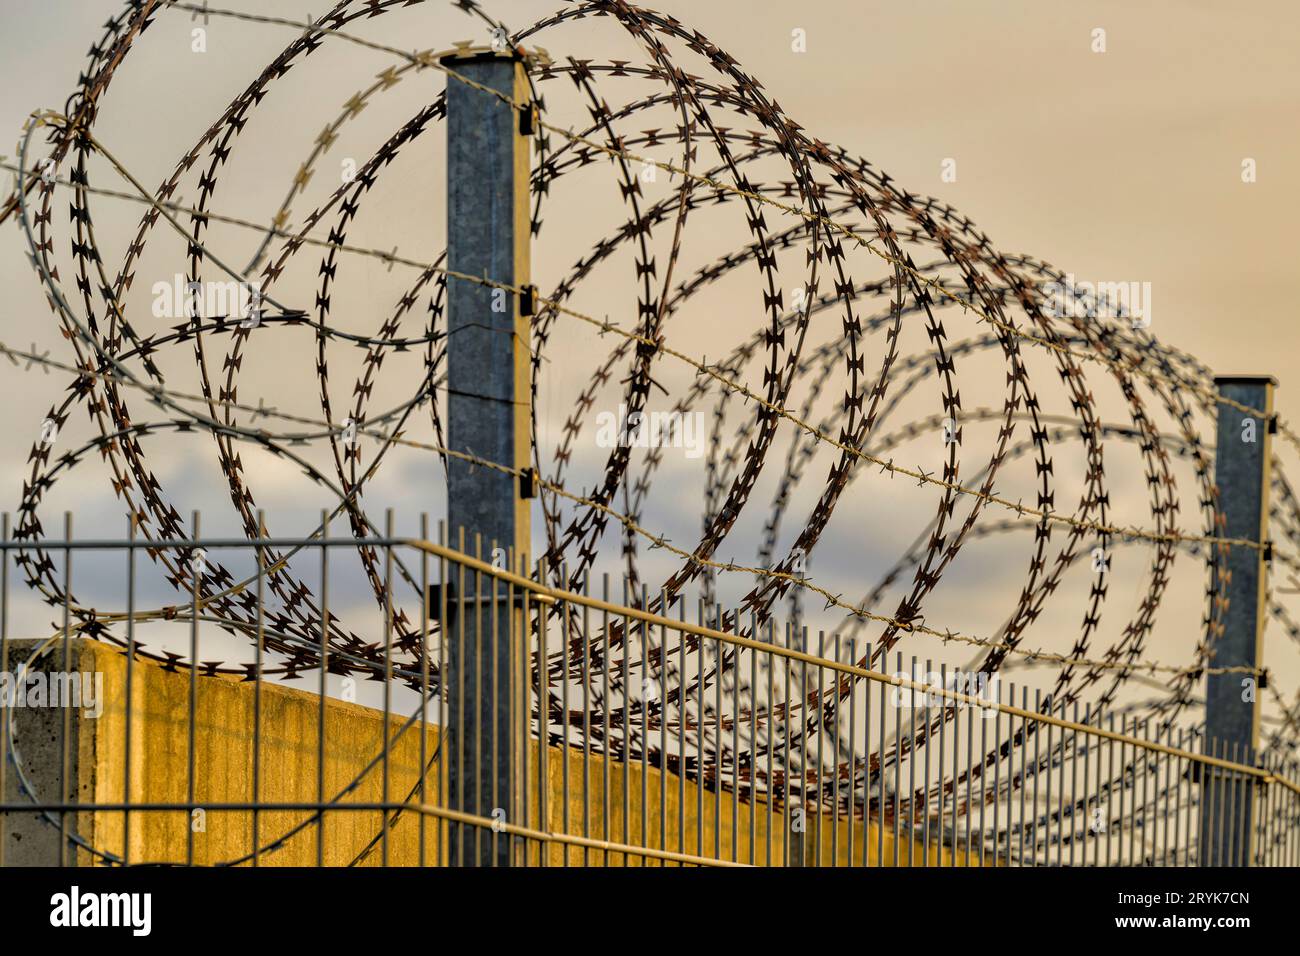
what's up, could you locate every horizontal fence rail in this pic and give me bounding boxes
[1,520,1296,867]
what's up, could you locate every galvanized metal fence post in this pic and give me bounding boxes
[1202,375,1275,867]
[442,48,532,867]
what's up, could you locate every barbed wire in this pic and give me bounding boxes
[1,151,1273,560]
[0,334,1254,680]
[147,2,1300,459]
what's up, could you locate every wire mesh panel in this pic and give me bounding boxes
[2,517,1296,868]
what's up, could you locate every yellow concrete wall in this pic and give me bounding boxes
[60,640,979,866]
[527,737,970,866]
[75,638,439,866]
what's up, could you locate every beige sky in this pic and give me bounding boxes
[0,1,1296,708]
[5,1,1298,390]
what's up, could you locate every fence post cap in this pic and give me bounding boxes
[1214,374,1278,387]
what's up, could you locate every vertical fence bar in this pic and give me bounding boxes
[993,679,1002,867]
[318,511,330,866]
[697,605,706,859]
[640,590,650,865]
[986,678,999,868]
[815,633,825,867]
[879,648,888,867]
[536,555,547,867]
[509,552,521,865]
[614,581,627,863]
[1208,736,1221,865]
[606,580,619,865]
[1157,722,1168,866]
[1081,705,1091,867]
[1092,708,1103,868]
[1173,727,1185,867]
[937,668,946,867]
[832,638,842,867]
[908,655,916,868]
[582,595,591,866]
[625,585,637,863]
[1107,713,1116,866]
[382,512,396,866]
[767,621,775,866]
[124,514,135,865]
[1259,756,1271,867]
[750,612,759,865]
[187,511,199,866]
[849,641,858,867]
[680,607,690,868]
[1017,685,1026,866]
[716,623,724,862]
[1292,764,1299,865]
[560,573,570,866]
[418,514,429,867]
[442,525,452,865]
[0,514,8,869]
[1186,731,1197,865]
[473,536,484,864]
[1065,704,1077,866]
[733,620,741,863]
[1008,681,1019,868]
[1044,697,1054,869]
[895,651,903,867]
[783,624,794,866]
[1140,719,1151,866]
[1032,689,1042,866]
[863,642,873,868]
[964,687,972,867]
[59,513,72,866]
[949,670,959,866]
[1271,758,1281,866]
[1053,702,1065,867]
[455,529,466,862]
[978,677,987,867]
[655,595,665,863]
[253,511,265,867]
[1126,716,1136,866]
